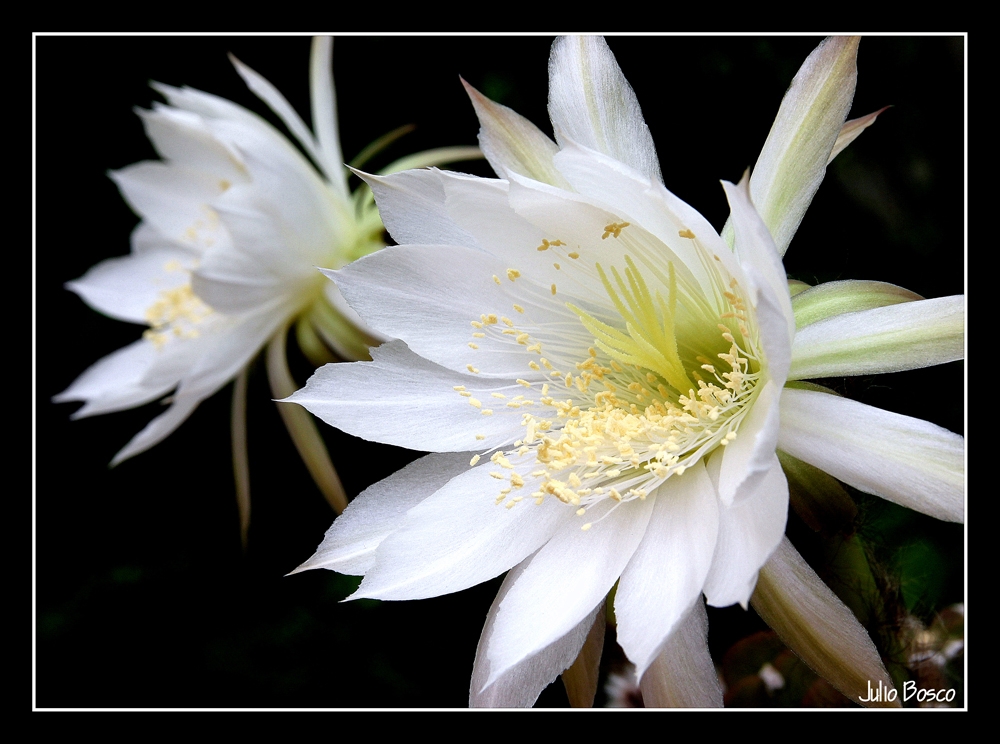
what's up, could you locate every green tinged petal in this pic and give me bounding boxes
[725,36,859,256]
[789,295,964,379]
[792,279,922,329]
[464,79,570,188]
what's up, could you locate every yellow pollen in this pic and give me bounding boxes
[554,263,561,270]
[468,343,479,349]
[476,434,486,440]
[601,222,630,239]
[551,284,557,295]
[467,365,480,374]
[528,361,540,370]
[493,275,501,285]
[507,268,521,281]
[581,523,593,531]
[513,304,525,313]
[470,455,481,466]
[678,228,696,239]
[481,409,494,416]
[453,386,466,391]
[469,398,482,408]
[483,314,498,325]
[568,252,580,259]
[471,320,483,328]
[472,332,486,338]
[491,393,506,399]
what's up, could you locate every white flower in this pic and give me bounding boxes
[289,36,965,707]
[54,38,479,525]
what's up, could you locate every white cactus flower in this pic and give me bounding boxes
[288,36,964,707]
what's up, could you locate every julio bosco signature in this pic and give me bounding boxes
[859,680,957,705]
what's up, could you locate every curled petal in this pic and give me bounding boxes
[751,537,900,708]
[778,388,964,522]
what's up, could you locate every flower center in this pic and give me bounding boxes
[460,224,764,528]
[143,268,213,348]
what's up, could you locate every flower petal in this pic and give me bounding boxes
[778,387,964,522]
[110,162,230,249]
[828,106,890,164]
[614,461,719,678]
[751,537,900,708]
[328,243,575,380]
[53,339,175,417]
[728,36,859,256]
[703,453,788,608]
[638,600,724,708]
[308,36,349,199]
[791,279,922,329]
[462,78,568,188]
[291,452,470,576]
[287,340,528,452]
[470,560,604,708]
[482,494,655,687]
[65,239,195,324]
[547,36,662,185]
[360,167,478,247]
[351,458,572,600]
[788,295,965,379]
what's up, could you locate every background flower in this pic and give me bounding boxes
[36,35,964,708]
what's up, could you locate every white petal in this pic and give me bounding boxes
[778,388,964,522]
[638,600,724,708]
[722,176,796,353]
[462,79,568,188]
[717,380,783,507]
[551,141,731,297]
[65,242,195,324]
[291,452,470,576]
[329,244,574,380]
[229,52,335,195]
[470,560,603,708]
[614,461,719,678]
[53,339,175,417]
[703,454,788,608]
[138,104,247,181]
[547,36,662,185]
[110,162,229,249]
[288,340,530,453]
[751,537,899,708]
[353,459,572,600]
[741,36,859,256]
[110,389,206,465]
[788,295,965,379]
[483,494,655,687]
[309,36,349,198]
[361,168,477,248]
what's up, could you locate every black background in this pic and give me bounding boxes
[35,35,965,708]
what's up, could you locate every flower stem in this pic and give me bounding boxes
[266,326,348,514]
[231,364,252,551]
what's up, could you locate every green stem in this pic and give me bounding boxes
[231,365,252,551]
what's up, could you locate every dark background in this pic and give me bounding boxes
[35,35,965,708]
